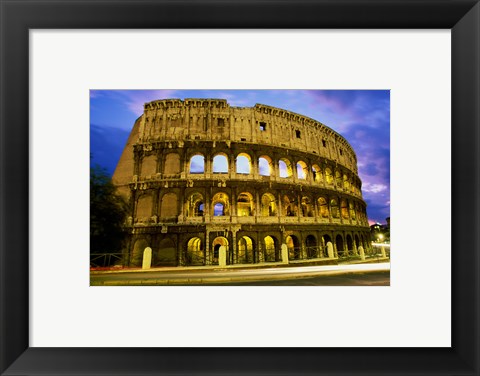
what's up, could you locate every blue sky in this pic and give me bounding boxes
[90,90,390,224]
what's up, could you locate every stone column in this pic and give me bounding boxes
[278,192,283,219]
[252,156,259,179]
[205,152,212,179]
[205,231,211,265]
[232,229,237,265]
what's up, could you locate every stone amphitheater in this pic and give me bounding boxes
[112,98,372,267]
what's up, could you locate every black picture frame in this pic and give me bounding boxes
[1,0,479,375]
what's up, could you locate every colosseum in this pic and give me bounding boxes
[112,98,372,267]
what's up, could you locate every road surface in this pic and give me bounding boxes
[91,262,390,286]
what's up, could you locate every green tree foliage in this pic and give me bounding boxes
[90,165,129,255]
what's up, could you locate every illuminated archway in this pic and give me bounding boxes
[325,167,333,185]
[237,236,255,264]
[212,236,229,265]
[318,197,329,218]
[312,164,322,183]
[259,156,273,176]
[330,199,339,218]
[335,170,342,188]
[301,196,314,217]
[261,193,276,216]
[186,192,204,217]
[286,235,301,260]
[278,158,293,178]
[186,237,204,266]
[296,161,308,180]
[236,153,251,174]
[213,154,228,173]
[237,192,254,216]
[264,235,279,262]
[283,195,297,217]
[211,192,230,216]
[189,154,205,173]
[341,199,349,219]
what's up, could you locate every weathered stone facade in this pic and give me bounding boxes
[112,98,372,267]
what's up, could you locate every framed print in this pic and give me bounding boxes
[1,0,479,375]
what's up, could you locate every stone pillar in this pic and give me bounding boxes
[381,246,387,258]
[252,156,259,179]
[327,242,334,258]
[281,244,289,264]
[205,231,211,265]
[232,230,237,265]
[205,152,212,179]
[258,241,264,263]
[278,192,283,218]
[219,245,227,267]
[142,247,152,269]
[358,246,365,261]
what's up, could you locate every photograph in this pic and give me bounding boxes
[90,89,390,286]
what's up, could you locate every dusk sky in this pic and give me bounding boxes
[90,90,390,224]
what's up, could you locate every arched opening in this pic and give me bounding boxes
[283,195,297,217]
[131,238,149,267]
[278,158,293,178]
[305,235,318,259]
[343,174,350,190]
[264,235,279,262]
[189,154,205,174]
[186,192,204,217]
[330,199,339,218]
[336,235,345,257]
[341,199,349,219]
[212,236,229,265]
[318,197,329,218]
[261,193,276,216]
[237,192,254,216]
[325,168,334,185]
[312,164,322,183]
[354,234,360,250]
[286,235,301,260]
[258,156,273,176]
[349,202,356,220]
[301,196,314,217]
[322,235,332,258]
[346,234,354,255]
[236,153,251,174]
[237,236,255,264]
[155,238,176,266]
[296,161,308,180]
[335,170,342,188]
[211,192,229,216]
[213,154,228,173]
[186,237,204,266]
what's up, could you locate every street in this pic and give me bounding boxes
[91,262,390,286]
